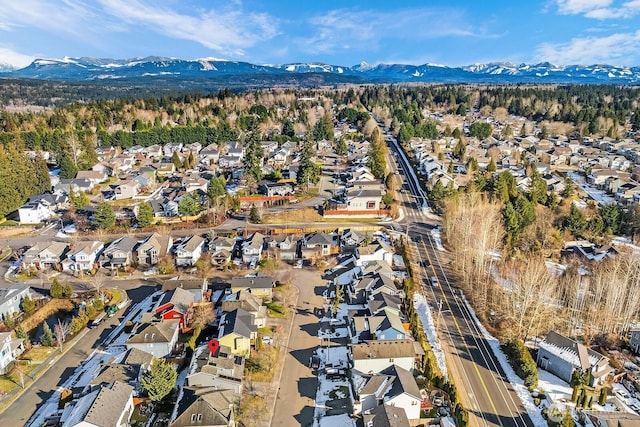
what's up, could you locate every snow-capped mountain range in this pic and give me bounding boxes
[2,56,640,84]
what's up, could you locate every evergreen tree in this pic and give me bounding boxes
[297,141,321,187]
[141,359,177,402]
[68,187,90,209]
[62,284,73,298]
[136,202,155,227]
[335,138,348,156]
[21,295,35,314]
[92,202,116,229]
[178,194,202,217]
[487,157,496,173]
[50,278,63,298]
[59,154,78,179]
[40,323,55,347]
[249,204,261,223]
[32,151,52,194]
[453,139,466,160]
[564,204,587,237]
[207,175,227,200]
[170,151,182,170]
[243,126,264,183]
[312,114,334,141]
[469,122,493,139]
[529,167,548,206]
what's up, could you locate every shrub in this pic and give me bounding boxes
[501,339,538,387]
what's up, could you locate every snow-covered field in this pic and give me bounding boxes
[413,293,447,380]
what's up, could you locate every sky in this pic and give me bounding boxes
[1,0,640,68]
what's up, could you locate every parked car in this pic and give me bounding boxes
[430,276,439,287]
[261,336,273,345]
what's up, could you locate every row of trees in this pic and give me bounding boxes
[0,142,51,217]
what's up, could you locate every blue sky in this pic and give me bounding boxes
[1,0,640,68]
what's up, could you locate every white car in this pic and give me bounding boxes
[262,336,273,345]
[430,276,439,287]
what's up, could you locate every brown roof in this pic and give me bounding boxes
[350,340,417,361]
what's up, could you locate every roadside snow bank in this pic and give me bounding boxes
[413,293,447,380]
[430,228,445,251]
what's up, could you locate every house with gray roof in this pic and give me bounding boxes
[170,387,235,427]
[217,308,257,357]
[136,232,173,268]
[362,404,410,427]
[126,319,180,358]
[230,275,274,301]
[22,241,69,270]
[61,381,134,427]
[99,237,138,269]
[351,340,422,374]
[176,235,205,267]
[0,283,31,320]
[186,344,245,394]
[536,331,612,386]
[241,232,265,264]
[61,240,104,272]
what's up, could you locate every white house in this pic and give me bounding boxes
[356,240,394,267]
[350,340,420,374]
[175,235,205,267]
[61,241,104,272]
[241,232,265,264]
[0,332,25,374]
[18,200,55,224]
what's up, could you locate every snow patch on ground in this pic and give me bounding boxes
[430,228,445,251]
[413,293,447,380]
[537,369,572,403]
[459,292,547,426]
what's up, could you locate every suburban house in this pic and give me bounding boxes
[0,332,25,374]
[536,331,612,386]
[154,287,194,330]
[266,234,298,262]
[0,283,31,324]
[18,199,56,224]
[126,318,180,358]
[348,273,400,305]
[354,365,422,422]
[362,404,410,427]
[175,235,205,267]
[99,237,138,269]
[186,343,245,393]
[356,240,394,267]
[136,232,173,268]
[155,163,176,177]
[61,241,104,272]
[170,387,235,427]
[113,180,140,200]
[350,308,408,343]
[630,329,640,355]
[341,229,367,252]
[211,249,232,267]
[209,236,236,254]
[217,308,257,357]
[22,242,69,270]
[159,277,208,303]
[230,276,275,301]
[258,182,294,197]
[221,290,268,328]
[76,169,108,185]
[241,232,265,265]
[350,340,422,374]
[60,381,134,427]
[301,232,335,259]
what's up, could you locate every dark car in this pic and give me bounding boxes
[310,356,320,370]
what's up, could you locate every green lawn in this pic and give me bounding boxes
[265,302,287,318]
[20,346,55,362]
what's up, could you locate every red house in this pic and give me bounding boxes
[154,287,194,330]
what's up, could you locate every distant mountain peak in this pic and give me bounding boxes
[6,55,640,84]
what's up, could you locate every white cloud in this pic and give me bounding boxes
[97,0,279,56]
[0,0,279,58]
[300,7,486,55]
[0,47,36,68]
[556,0,614,14]
[555,0,640,18]
[535,30,640,64]
[0,0,97,36]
